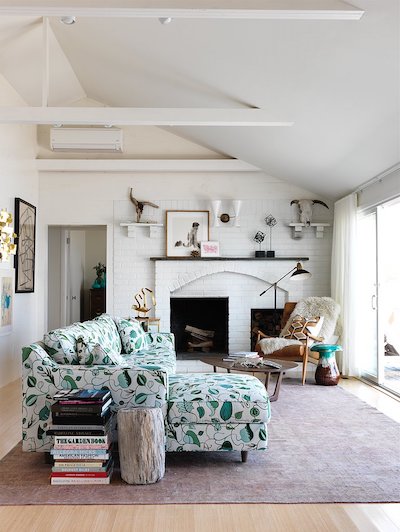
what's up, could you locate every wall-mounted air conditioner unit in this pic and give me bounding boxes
[50,127,123,153]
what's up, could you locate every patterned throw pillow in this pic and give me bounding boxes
[114,317,149,354]
[76,337,126,366]
[282,315,324,344]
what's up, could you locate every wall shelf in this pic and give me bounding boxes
[120,222,163,238]
[289,222,330,238]
[150,256,309,261]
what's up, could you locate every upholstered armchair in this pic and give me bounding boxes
[255,297,340,385]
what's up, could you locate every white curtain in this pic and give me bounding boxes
[331,193,359,376]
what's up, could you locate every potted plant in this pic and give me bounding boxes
[92,262,106,288]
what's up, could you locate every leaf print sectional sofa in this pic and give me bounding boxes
[22,314,271,461]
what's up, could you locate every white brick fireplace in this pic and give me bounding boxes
[154,259,313,352]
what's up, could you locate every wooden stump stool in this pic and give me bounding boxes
[117,407,165,485]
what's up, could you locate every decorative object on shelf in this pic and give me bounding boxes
[200,241,220,258]
[290,199,329,226]
[0,270,13,336]
[253,230,266,257]
[129,188,159,223]
[311,344,342,385]
[0,208,17,262]
[132,287,156,317]
[264,214,277,257]
[92,262,106,288]
[14,198,36,293]
[166,210,209,257]
[210,200,242,227]
[190,249,200,258]
[260,262,311,307]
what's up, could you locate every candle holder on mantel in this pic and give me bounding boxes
[265,214,277,258]
[253,231,266,258]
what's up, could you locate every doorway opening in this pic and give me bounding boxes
[48,225,107,330]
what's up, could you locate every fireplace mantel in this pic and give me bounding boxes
[150,256,309,261]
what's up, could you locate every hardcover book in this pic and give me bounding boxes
[53,389,111,402]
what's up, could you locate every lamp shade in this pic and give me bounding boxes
[290,262,311,281]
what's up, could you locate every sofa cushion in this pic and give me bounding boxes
[123,348,177,374]
[76,338,126,366]
[114,317,149,354]
[43,314,121,364]
[167,373,270,424]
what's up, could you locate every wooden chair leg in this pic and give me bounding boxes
[302,349,309,385]
[241,451,248,463]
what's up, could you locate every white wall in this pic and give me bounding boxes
[0,74,39,387]
[39,171,333,347]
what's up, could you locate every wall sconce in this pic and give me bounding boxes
[0,209,17,262]
[210,200,242,227]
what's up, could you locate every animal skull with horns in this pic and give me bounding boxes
[290,199,329,226]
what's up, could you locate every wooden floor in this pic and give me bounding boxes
[0,377,399,532]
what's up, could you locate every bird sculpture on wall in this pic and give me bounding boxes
[129,188,159,223]
[290,199,329,226]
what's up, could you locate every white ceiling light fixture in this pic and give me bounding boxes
[60,16,76,25]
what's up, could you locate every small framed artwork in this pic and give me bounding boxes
[166,210,209,257]
[0,270,14,335]
[14,198,36,293]
[200,241,220,258]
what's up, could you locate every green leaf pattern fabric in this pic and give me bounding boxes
[43,314,121,364]
[114,317,149,354]
[145,332,175,351]
[168,373,271,424]
[76,338,126,366]
[22,342,169,452]
[122,348,176,374]
[166,422,268,452]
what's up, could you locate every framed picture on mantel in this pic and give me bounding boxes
[166,210,209,257]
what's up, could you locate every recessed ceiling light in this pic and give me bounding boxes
[159,17,172,25]
[60,16,76,25]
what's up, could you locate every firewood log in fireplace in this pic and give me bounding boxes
[185,325,215,352]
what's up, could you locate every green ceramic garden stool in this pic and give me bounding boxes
[310,344,342,386]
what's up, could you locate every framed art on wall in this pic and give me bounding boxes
[0,270,13,335]
[14,198,36,293]
[166,210,209,257]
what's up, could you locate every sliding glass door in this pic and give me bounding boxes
[380,200,400,394]
[357,210,381,382]
[358,199,400,395]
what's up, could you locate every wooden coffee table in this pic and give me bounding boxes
[199,356,298,402]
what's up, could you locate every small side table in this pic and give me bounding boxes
[311,344,342,386]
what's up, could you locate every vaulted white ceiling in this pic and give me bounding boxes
[0,0,398,199]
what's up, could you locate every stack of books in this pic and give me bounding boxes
[47,389,114,485]
[223,352,261,362]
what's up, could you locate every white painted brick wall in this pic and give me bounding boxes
[113,197,333,351]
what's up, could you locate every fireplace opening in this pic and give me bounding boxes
[171,297,229,354]
[250,308,283,351]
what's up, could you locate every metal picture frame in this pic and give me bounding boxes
[14,198,36,293]
[166,210,209,257]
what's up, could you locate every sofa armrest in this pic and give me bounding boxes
[145,332,175,350]
[22,342,169,452]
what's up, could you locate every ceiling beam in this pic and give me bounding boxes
[36,159,262,173]
[0,1,364,20]
[0,107,294,127]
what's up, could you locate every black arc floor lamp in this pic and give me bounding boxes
[259,262,312,310]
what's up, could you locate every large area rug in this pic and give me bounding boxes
[1,381,399,505]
